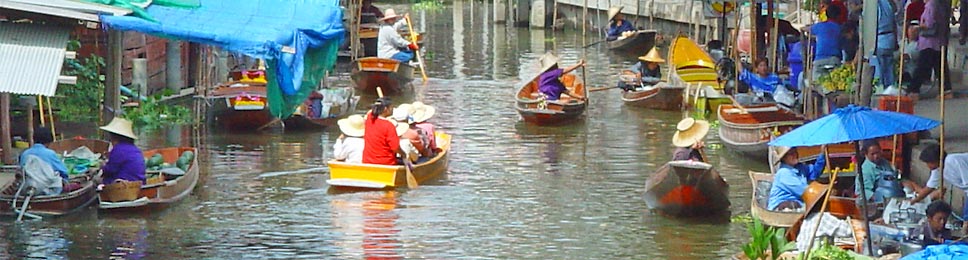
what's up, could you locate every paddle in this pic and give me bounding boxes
[377,86,419,188]
[725,95,748,114]
[404,14,428,82]
[582,39,606,48]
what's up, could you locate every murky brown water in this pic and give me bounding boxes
[1,1,776,259]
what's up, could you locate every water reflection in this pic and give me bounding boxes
[106,219,149,260]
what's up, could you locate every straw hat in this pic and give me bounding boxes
[100,117,138,140]
[392,120,409,136]
[379,9,402,22]
[801,181,828,213]
[337,114,366,137]
[539,52,560,73]
[392,103,414,123]
[772,146,795,165]
[607,6,624,21]
[410,101,436,123]
[638,47,666,63]
[671,118,709,147]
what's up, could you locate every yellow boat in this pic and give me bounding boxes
[327,132,451,189]
[668,35,731,118]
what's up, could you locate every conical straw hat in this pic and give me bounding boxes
[638,47,666,63]
[671,118,709,147]
[100,117,138,140]
[410,101,436,123]
[337,114,366,137]
[608,6,624,21]
[539,52,560,73]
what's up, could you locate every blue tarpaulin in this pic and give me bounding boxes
[768,105,940,147]
[100,0,345,119]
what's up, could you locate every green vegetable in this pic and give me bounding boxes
[743,218,795,260]
[160,162,171,168]
[180,151,194,161]
[176,156,189,170]
[147,154,164,167]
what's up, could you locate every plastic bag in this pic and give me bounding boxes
[23,155,63,196]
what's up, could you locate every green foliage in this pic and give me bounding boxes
[743,218,795,260]
[55,40,105,122]
[798,242,868,260]
[412,0,444,11]
[122,88,192,131]
[732,213,754,224]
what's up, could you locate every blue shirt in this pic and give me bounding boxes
[768,156,827,210]
[629,62,662,85]
[738,69,782,94]
[102,142,146,184]
[607,20,635,40]
[858,158,898,201]
[19,144,68,181]
[538,69,565,101]
[811,22,843,60]
[876,0,897,51]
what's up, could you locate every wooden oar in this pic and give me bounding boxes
[404,15,428,82]
[589,86,618,92]
[376,86,418,189]
[726,95,749,114]
[582,39,606,48]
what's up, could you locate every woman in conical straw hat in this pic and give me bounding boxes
[99,117,146,185]
[671,118,709,162]
[766,145,827,211]
[334,114,366,163]
[536,51,586,101]
[410,101,438,154]
[622,47,665,91]
[606,6,635,41]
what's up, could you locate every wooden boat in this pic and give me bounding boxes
[748,171,803,228]
[621,82,684,110]
[0,139,109,217]
[327,132,451,189]
[205,82,273,130]
[718,104,804,158]
[514,72,587,125]
[283,88,361,130]
[351,57,414,95]
[607,30,657,53]
[98,147,199,210]
[668,35,731,117]
[644,161,730,216]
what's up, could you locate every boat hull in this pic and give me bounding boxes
[621,82,684,110]
[515,72,587,126]
[668,36,728,117]
[206,85,273,130]
[607,30,657,53]
[351,57,414,95]
[718,104,804,158]
[327,132,451,189]
[99,147,199,210]
[644,161,730,217]
[748,171,802,228]
[0,139,109,217]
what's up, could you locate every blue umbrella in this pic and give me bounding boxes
[769,105,940,147]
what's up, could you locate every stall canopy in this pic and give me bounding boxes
[99,0,345,119]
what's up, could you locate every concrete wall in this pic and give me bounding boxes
[551,0,723,43]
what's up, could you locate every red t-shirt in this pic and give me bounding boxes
[828,0,849,24]
[363,113,400,165]
[906,1,925,24]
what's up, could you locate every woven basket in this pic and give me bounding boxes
[100,180,142,202]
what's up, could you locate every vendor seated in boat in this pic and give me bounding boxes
[619,47,664,91]
[392,104,428,163]
[915,201,954,247]
[605,7,635,41]
[857,140,905,204]
[363,98,406,165]
[737,59,785,97]
[410,102,439,155]
[537,52,586,102]
[768,146,827,211]
[334,114,367,163]
[377,9,418,64]
[18,127,72,194]
[99,117,146,185]
[671,118,709,162]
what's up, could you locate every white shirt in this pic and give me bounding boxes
[333,137,365,163]
[377,20,411,59]
[941,153,968,193]
[927,168,941,189]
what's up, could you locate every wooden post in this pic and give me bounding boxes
[649,0,655,28]
[26,98,34,147]
[166,40,183,92]
[133,58,148,98]
[102,30,123,127]
[1,93,12,164]
[750,2,758,65]
[583,0,588,39]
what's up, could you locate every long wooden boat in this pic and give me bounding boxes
[748,171,803,228]
[607,30,657,53]
[718,104,804,158]
[0,139,109,217]
[283,88,361,130]
[98,147,199,210]
[668,35,731,118]
[351,57,414,95]
[621,82,684,110]
[515,72,587,125]
[327,132,451,189]
[206,82,273,130]
[644,161,730,217]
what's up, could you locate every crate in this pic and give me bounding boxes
[876,95,914,114]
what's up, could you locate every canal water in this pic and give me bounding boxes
[2,1,774,259]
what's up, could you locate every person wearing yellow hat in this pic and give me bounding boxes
[767,146,827,211]
[99,117,146,185]
[620,47,664,91]
[671,118,709,162]
[605,6,635,41]
[334,114,366,163]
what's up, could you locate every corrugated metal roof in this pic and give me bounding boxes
[0,22,70,96]
[0,0,134,22]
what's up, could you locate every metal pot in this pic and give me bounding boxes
[900,241,923,256]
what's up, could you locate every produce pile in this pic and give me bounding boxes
[144,151,194,172]
[817,65,856,93]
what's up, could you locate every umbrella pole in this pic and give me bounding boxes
[891,10,909,167]
[854,141,874,254]
[939,45,946,194]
